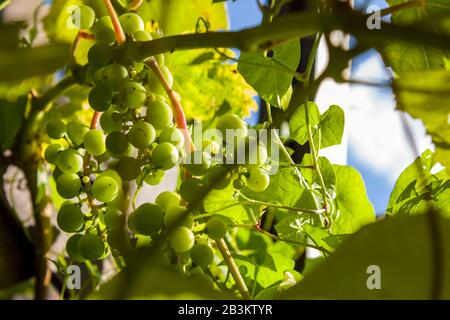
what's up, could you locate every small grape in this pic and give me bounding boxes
[155,54,165,67]
[56,149,83,173]
[202,139,221,155]
[66,234,86,263]
[56,173,81,199]
[82,176,90,184]
[246,169,270,192]
[151,142,179,170]
[92,176,119,203]
[98,169,122,186]
[44,144,63,164]
[164,205,193,229]
[118,81,147,109]
[159,126,184,150]
[78,234,106,260]
[47,120,66,139]
[146,101,173,131]
[95,150,111,163]
[83,129,106,156]
[94,26,115,45]
[116,156,141,181]
[57,204,84,233]
[235,136,267,166]
[133,30,152,41]
[168,227,195,253]
[131,203,164,235]
[185,151,212,176]
[144,169,165,185]
[71,5,95,30]
[102,64,128,92]
[106,131,129,155]
[95,16,113,30]
[103,209,122,229]
[190,244,214,267]
[53,166,63,181]
[100,110,122,133]
[127,122,156,149]
[155,191,180,211]
[179,178,206,203]
[66,121,89,145]
[88,44,113,67]
[119,13,144,34]
[88,85,113,111]
[216,114,248,140]
[207,165,231,190]
[206,218,227,240]
[233,177,245,189]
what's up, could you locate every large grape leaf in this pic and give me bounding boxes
[238,40,300,108]
[281,213,450,299]
[166,49,257,121]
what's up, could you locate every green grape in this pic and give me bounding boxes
[98,169,122,187]
[119,13,144,34]
[107,228,125,250]
[128,122,156,149]
[82,176,90,184]
[102,64,128,92]
[133,30,152,41]
[56,149,83,173]
[233,177,245,189]
[88,85,113,111]
[57,204,84,233]
[168,227,195,253]
[179,178,206,203]
[94,26,115,45]
[164,205,193,229]
[83,129,106,156]
[144,169,165,185]
[47,120,66,139]
[95,150,111,163]
[216,114,248,140]
[155,191,180,211]
[206,218,227,240]
[78,234,106,260]
[71,5,95,30]
[92,67,106,86]
[56,173,81,199]
[202,139,221,155]
[235,136,268,166]
[131,203,164,235]
[100,110,122,133]
[66,234,86,263]
[185,151,212,176]
[92,176,119,203]
[88,43,113,67]
[106,131,129,155]
[151,142,179,170]
[190,244,214,267]
[146,100,173,131]
[53,166,63,181]
[118,81,147,109]
[161,65,173,88]
[155,54,165,67]
[116,156,141,180]
[207,165,231,190]
[146,71,165,95]
[159,126,184,150]
[44,144,64,165]
[246,169,270,192]
[103,209,122,229]
[66,121,89,145]
[95,16,113,30]
[88,160,98,171]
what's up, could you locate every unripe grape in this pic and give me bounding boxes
[202,139,221,155]
[179,178,206,203]
[95,150,111,163]
[88,44,113,67]
[118,81,147,109]
[233,177,245,189]
[92,176,119,203]
[133,30,152,41]
[103,209,122,229]
[78,234,106,260]
[102,64,128,92]
[116,156,141,181]
[47,120,66,139]
[190,244,214,267]
[168,227,195,253]
[128,122,156,149]
[151,142,179,170]
[144,169,165,185]
[246,169,270,192]
[66,234,86,262]
[216,114,248,140]
[185,151,212,176]
[57,204,84,233]
[100,110,122,133]
[66,121,89,145]
[159,126,184,150]
[94,26,115,45]
[146,100,173,131]
[44,144,64,164]
[95,16,113,30]
[164,205,193,229]
[119,13,144,34]
[131,203,164,235]
[235,136,267,166]
[71,5,95,30]
[155,191,180,212]
[56,173,81,199]
[206,218,227,240]
[53,166,63,181]
[88,85,112,111]
[207,165,231,190]
[83,129,106,156]
[56,149,83,173]
[105,131,129,155]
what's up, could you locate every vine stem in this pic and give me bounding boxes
[127,0,143,11]
[71,30,95,57]
[103,0,126,44]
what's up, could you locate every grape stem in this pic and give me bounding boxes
[103,0,126,44]
[71,30,95,57]
[127,0,143,11]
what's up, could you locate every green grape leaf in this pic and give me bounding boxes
[332,165,376,234]
[0,96,27,151]
[319,105,345,148]
[166,49,257,121]
[303,224,334,253]
[275,214,310,243]
[281,213,450,299]
[238,40,301,108]
[138,0,228,35]
[300,154,336,191]
[289,102,320,145]
[394,70,450,173]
